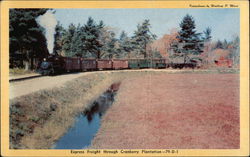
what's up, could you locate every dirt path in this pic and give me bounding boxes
[90,73,239,149]
[9,72,91,99]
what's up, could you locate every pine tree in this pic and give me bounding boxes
[9,9,49,69]
[81,17,104,58]
[119,31,133,58]
[132,19,156,58]
[177,14,203,56]
[62,23,76,57]
[203,27,212,42]
[215,40,223,49]
[222,39,228,49]
[53,22,65,55]
[100,30,118,59]
[119,31,127,42]
[71,24,83,57]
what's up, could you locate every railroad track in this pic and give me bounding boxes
[9,74,42,82]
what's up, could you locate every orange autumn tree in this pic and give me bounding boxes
[149,29,179,59]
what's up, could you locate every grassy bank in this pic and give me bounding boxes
[10,71,145,149]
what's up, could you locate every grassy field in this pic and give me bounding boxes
[9,69,239,149]
[90,73,239,149]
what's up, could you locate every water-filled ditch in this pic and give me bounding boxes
[53,82,121,149]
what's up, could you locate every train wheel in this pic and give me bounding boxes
[49,68,55,75]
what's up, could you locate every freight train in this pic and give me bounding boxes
[38,54,199,75]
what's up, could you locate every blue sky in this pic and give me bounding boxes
[54,8,239,41]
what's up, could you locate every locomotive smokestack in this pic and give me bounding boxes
[36,10,57,54]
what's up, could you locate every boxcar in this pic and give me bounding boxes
[81,59,97,71]
[72,57,81,70]
[128,59,151,69]
[139,59,151,68]
[97,59,112,70]
[128,59,140,69]
[63,57,81,71]
[112,59,128,70]
[63,57,73,71]
[151,59,166,69]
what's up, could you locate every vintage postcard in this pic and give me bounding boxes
[1,0,249,156]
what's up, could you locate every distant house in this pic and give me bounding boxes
[214,56,233,68]
[209,49,233,68]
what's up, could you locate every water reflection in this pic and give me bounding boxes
[54,82,121,149]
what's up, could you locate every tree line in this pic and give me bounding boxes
[53,17,157,59]
[9,9,49,70]
[9,9,239,70]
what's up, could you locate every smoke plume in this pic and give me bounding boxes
[36,10,57,54]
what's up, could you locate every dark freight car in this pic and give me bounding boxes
[151,59,166,69]
[112,59,128,70]
[128,59,140,69]
[63,57,81,72]
[128,59,150,69]
[128,59,152,69]
[97,59,112,70]
[72,57,81,70]
[138,59,151,68]
[81,59,97,71]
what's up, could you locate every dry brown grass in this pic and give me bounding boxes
[10,71,144,149]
